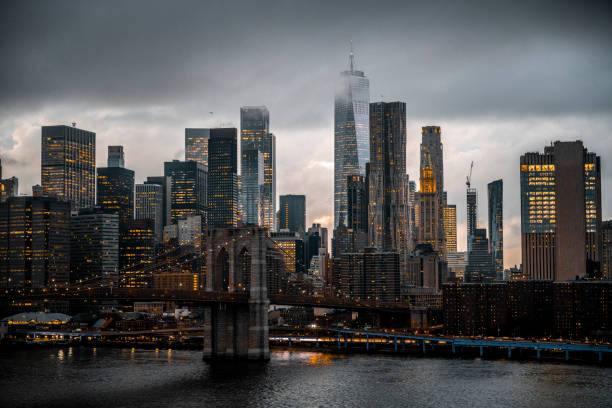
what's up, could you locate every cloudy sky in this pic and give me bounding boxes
[1,0,611,267]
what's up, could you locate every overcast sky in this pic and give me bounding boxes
[1,0,611,267]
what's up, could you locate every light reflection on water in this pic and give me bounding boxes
[0,348,610,408]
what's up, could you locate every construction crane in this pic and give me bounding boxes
[466,161,474,188]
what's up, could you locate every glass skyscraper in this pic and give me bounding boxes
[164,160,208,224]
[487,179,503,280]
[208,128,239,228]
[240,106,276,230]
[334,47,369,227]
[185,128,210,166]
[278,194,306,233]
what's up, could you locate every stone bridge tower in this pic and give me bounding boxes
[202,226,274,360]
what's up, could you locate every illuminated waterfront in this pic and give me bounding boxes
[1,347,611,407]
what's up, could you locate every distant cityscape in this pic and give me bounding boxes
[0,48,610,346]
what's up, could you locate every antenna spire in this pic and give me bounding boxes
[349,40,354,72]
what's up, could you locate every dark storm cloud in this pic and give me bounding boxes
[1,0,611,266]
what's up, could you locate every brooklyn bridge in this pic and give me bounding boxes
[2,226,426,360]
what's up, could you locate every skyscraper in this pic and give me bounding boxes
[41,125,95,210]
[520,141,602,280]
[145,176,171,229]
[368,101,408,256]
[208,128,239,228]
[240,106,276,230]
[0,195,71,288]
[164,160,207,224]
[240,146,264,225]
[120,219,155,268]
[465,228,496,282]
[334,45,370,228]
[135,183,164,242]
[488,179,503,280]
[443,204,457,253]
[466,187,477,251]
[185,128,210,166]
[347,174,368,233]
[421,126,444,198]
[97,166,135,231]
[603,220,612,280]
[107,145,125,167]
[278,194,306,233]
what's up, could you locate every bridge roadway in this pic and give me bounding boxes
[2,288,416,313]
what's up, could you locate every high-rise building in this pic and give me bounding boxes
[307,223,329,253]
[520,141,602,281]
[443,204,457,253]
[0,159,18,202]
[347,175,368,233]
[465,228,496,282]
[603,220,612,280]
[368,101,408,258]
[240,106,276,230]
[447,251,468,281]
[466,187,477,251]
[421,126,444,199]
[334,46,370,228]
[278,194,306,233]
[185,128,210,166]
[107,145,125,167]
[145,176,171,229]
[208,128,238,227]
[41,125,95,210]
[240,146,264,225]
[270,231,305,275]
[488,179,503,280]
[164,160,207,224]
[70,208,119,281]
[408,180,417,248]
[96,166,135,231]
[0,195,71,288]
[416,148,446,257]
[120,219,155,268]
[135,183,164,243]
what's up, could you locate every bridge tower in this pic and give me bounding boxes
[202,226,272,360]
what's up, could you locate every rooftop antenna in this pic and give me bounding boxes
[349,40,354,73]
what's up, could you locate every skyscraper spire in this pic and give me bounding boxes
[349,40,354,73]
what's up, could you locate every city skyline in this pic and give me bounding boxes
[1,1,612,268]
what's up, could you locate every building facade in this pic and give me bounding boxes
[135,183,164,243]
[96,166,135,231]
[334,48,369,228]
[240,147,264,225]
[487,179,503,280]
[208,128,238,228]
[604,220,612,280]
[240,106,276,230]
[164,160,207,224]
[347,174,368,233]
[443,204,457,253]
[41,125,95,210]
[120,219,155,268]
[107,145,125,167]
[144,176,171,229]
[185,128,210,166]
[278,194,306,233]
[465,228,496,282]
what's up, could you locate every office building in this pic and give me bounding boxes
[405,244,447,290]
[240,146,264,225]
[368,102,408,258]
[135,183,164,242]
[208,128,238,227]
[408,180,417,248]
[465,228,496,282]
[520,141,602,280]
[97,166,135,231]
[185,128,210,166]
[278,194,306,233]
[178,214,202,249]
[107,145,125,167]
[466,187,477,251]
[443,204,457,253]
[447,251,468,281]
[347,175,368,233]
[240,106,276,230]
[145,176,171,228]
[120,219,155,268]
[41,125,95,210]
[70,208,119,281]
[307,223,329,253]
[164,160,207,224]
[603,220,612,280]
[0,195,71,288]
[0,159,18,202]
[270,231,305,275]
[415,147,445,255]
[488,179,503,280]
[334,46,370,227]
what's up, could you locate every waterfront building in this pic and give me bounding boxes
[347,174,368,233]
[144,176,171,229]
[240,106,276,230]
[208,128,238,227]
[107,145,125,167]
[0,159,18,202]
[0,195,71,288]
[135,183,164,242]
[603,220,612,279]
[164,160,207,224]
[270,231,305,276]
[487,179,503,280]
[278,194,306,233]
[70,208,119,281]
[185,128,210,166]
[368,102,408,265]
[465,228,496,282]
[443,204,457,253]
[41,125,95,210]
[334,46,369,228]
[520,141,602,280]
